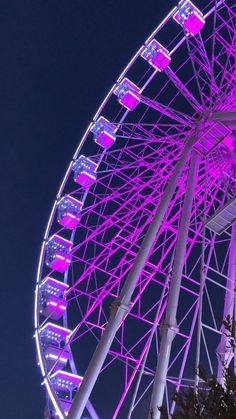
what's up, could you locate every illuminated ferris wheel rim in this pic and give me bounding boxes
[38,0,225,238]
[34,1,236,418]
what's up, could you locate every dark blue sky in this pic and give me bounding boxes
[1,1,178,417]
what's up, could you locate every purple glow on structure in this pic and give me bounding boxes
[120,91,140,111]
[45,235,72,273]
[59,399,72,416]
[73,155,98,188]
[91,116,116,149]
[75,170,96,188]
[114,78,141,111]
[58,213,78,229]
[42,295,68,320]
[48,252,72,273]
[173,0,205,36]
[193,122,230,156]
[57,195,83,230]
[95,130,116,148]
[223,134,236,151]
[141,39,171,71]
[44,345,70,371]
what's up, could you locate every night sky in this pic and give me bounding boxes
[1,1,183,417]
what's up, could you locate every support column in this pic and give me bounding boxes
[148,150,200,419]
[68,141,193,419]
[217,223,236,384]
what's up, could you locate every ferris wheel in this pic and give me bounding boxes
[34,1,236,418]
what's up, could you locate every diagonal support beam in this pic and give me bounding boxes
[148,150,200,419]
[141,95,192,126]
[165,67,202,113]
[67,139,194,419]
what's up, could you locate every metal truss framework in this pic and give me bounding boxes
[34,1,236,418]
